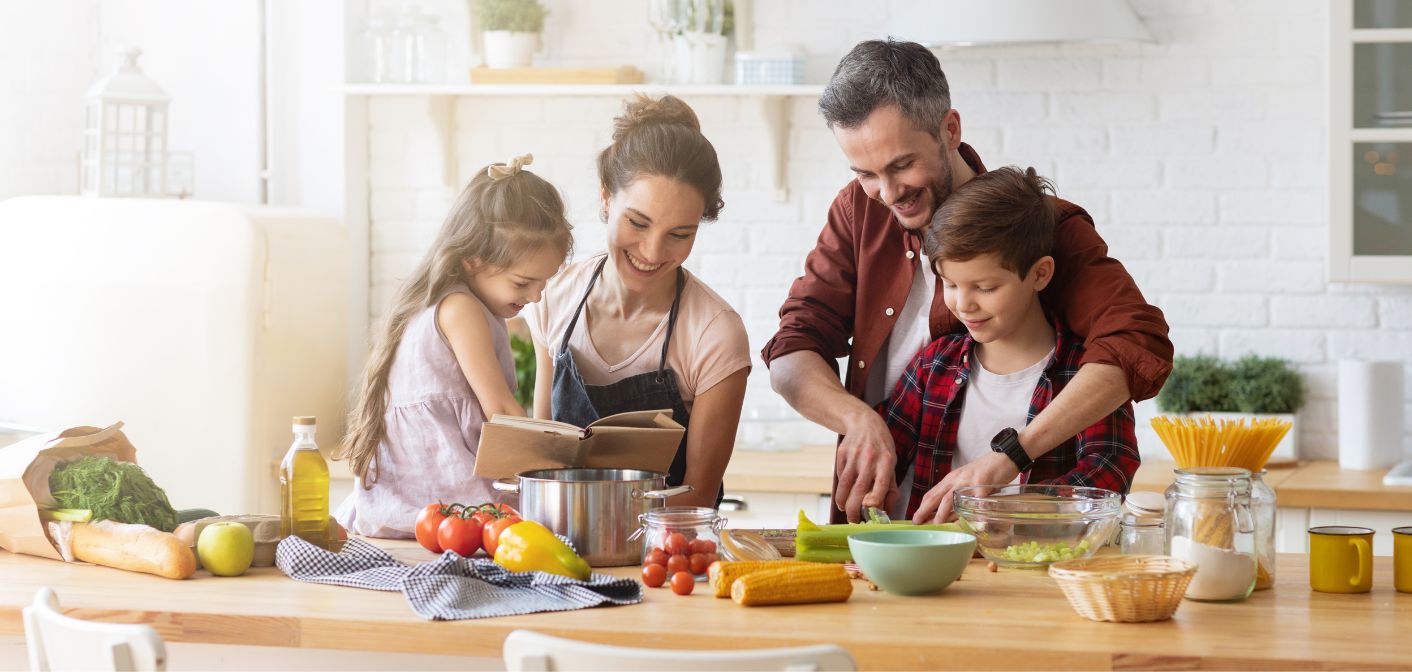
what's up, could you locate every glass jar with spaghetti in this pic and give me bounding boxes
[1164,467,1257,602]
[1250,469,1277,590]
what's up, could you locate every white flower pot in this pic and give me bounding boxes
[483,31,538,69]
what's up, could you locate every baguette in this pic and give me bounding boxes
[72,520,197,579]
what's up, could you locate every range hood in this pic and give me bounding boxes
[887,0,1152,47]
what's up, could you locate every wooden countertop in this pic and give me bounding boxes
[727,445,1412,512]
[1,540,1409,670]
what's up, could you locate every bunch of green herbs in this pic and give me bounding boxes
[48,456,178,532]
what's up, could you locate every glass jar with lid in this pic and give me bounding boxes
[1165,467,1257,602]
[1251,469,1277,590]
[636,506,725,579]
[1119,490,1166,555]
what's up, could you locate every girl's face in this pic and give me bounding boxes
[602,175,704,295]
[463,243,565,319]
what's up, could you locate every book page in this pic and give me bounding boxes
[487,414,585,437]
[587,409,678,430]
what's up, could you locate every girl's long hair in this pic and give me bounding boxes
[336,161,572,486]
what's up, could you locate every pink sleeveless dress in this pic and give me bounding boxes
[334,285,517,538]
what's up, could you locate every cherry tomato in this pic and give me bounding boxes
[665,532,689,555]
[644,548,669,567]
[696,539,717,554]
[414,503,449,553]
[642,563,667,588]
[688,552,711,575]
[470,510,498,535]
[483,515,521,557]
[670,571,695,595]
[666,554,689,574]
[437,514,483,557]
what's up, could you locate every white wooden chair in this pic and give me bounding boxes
[22,587,167,672]
[502,629,856,671]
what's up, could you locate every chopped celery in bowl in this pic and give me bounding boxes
[954,485,1120,568]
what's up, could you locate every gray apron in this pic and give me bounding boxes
[550,257,723,506]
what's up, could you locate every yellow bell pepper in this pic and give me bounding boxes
[492,520,592,580]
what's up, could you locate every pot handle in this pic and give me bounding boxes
[492,478,520,493]
[635,484,694,499]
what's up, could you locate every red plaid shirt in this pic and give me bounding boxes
[878,321,1139,518]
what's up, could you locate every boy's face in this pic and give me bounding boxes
[937,252,1054,344]
[833,104,960,231]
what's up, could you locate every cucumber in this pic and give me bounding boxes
[41,508,93,523]
[176,508,221,524]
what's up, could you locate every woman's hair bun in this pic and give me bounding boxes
[611,94,701,142]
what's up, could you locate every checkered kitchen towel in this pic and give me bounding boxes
[276,537,642,620]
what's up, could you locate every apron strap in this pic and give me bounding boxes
[657,268,686,381]
[558,256,608,356]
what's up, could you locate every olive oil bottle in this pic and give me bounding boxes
[279,416,330,547]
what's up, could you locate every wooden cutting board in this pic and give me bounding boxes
[469,66,646,85]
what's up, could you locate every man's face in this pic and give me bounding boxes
[833,104,957,231]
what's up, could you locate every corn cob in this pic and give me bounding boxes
[730,563,854,607]
[708,560,809,598]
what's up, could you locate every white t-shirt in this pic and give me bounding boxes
[865,257,937,407]
[953,348,1056,472]
[524,255,753,410]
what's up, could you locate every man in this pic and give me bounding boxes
[761,39,1171,523]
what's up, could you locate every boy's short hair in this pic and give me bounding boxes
[924,166,1056,278]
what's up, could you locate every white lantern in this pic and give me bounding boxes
[80,48,169,197]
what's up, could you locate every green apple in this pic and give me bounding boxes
[197,522,255,577]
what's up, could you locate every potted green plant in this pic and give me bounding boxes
[474,0,547,69]
[1155,354,1306,462]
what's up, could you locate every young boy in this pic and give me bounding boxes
[878,166,1140,524]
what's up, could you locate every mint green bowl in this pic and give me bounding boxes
[847,530,977,596]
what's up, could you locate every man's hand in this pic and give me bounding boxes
[910,452,1019,524]
[833,409,899,523]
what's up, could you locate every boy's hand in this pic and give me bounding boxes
[834,409,899,523]
[911,453,1020,524]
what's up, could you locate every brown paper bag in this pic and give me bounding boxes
[0,422,136,560]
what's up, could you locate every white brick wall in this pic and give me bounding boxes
[357,0,1412,461]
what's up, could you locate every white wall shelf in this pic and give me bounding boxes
[345,83,823,200]
[342,83,824,97]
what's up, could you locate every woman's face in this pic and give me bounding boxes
[602,175,705,295]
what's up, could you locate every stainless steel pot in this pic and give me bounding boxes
[493,468,692,566]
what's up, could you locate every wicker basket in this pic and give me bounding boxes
[1048,555,1196,623]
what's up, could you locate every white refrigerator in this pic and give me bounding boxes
[0,196,350,516]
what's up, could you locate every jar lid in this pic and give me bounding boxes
[1123,491,1165,519]
[718,530,783,562]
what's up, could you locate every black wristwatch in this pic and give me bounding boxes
[991,428,1033,472]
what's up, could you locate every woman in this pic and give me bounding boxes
[525,94,750,508]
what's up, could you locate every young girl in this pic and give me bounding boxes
[334,154,573,538]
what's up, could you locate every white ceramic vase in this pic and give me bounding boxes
[482,31,537,68]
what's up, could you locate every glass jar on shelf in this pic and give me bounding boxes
[411,12,447,83]
[1119,490,1165,555]
[360,11,394,83]
[1251,469,1277,590]
[635,506,725,580]
[1165,467,1257,602]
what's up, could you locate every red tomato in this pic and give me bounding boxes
[666,554,689,574]
[470,510,498,536]
[642,563,667,588]
[483,515,521,557]
[437,515,483,557]
[670,571,695,595]
[696,539,717,554]
[644,548,669,567]
[665,532,689,555]
[494,502,519,517]
[688,552,710,575]
[414,504,448,553]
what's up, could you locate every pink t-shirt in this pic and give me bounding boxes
[525,255,752,409]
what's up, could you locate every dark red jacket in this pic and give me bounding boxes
[761,143,1173,402]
